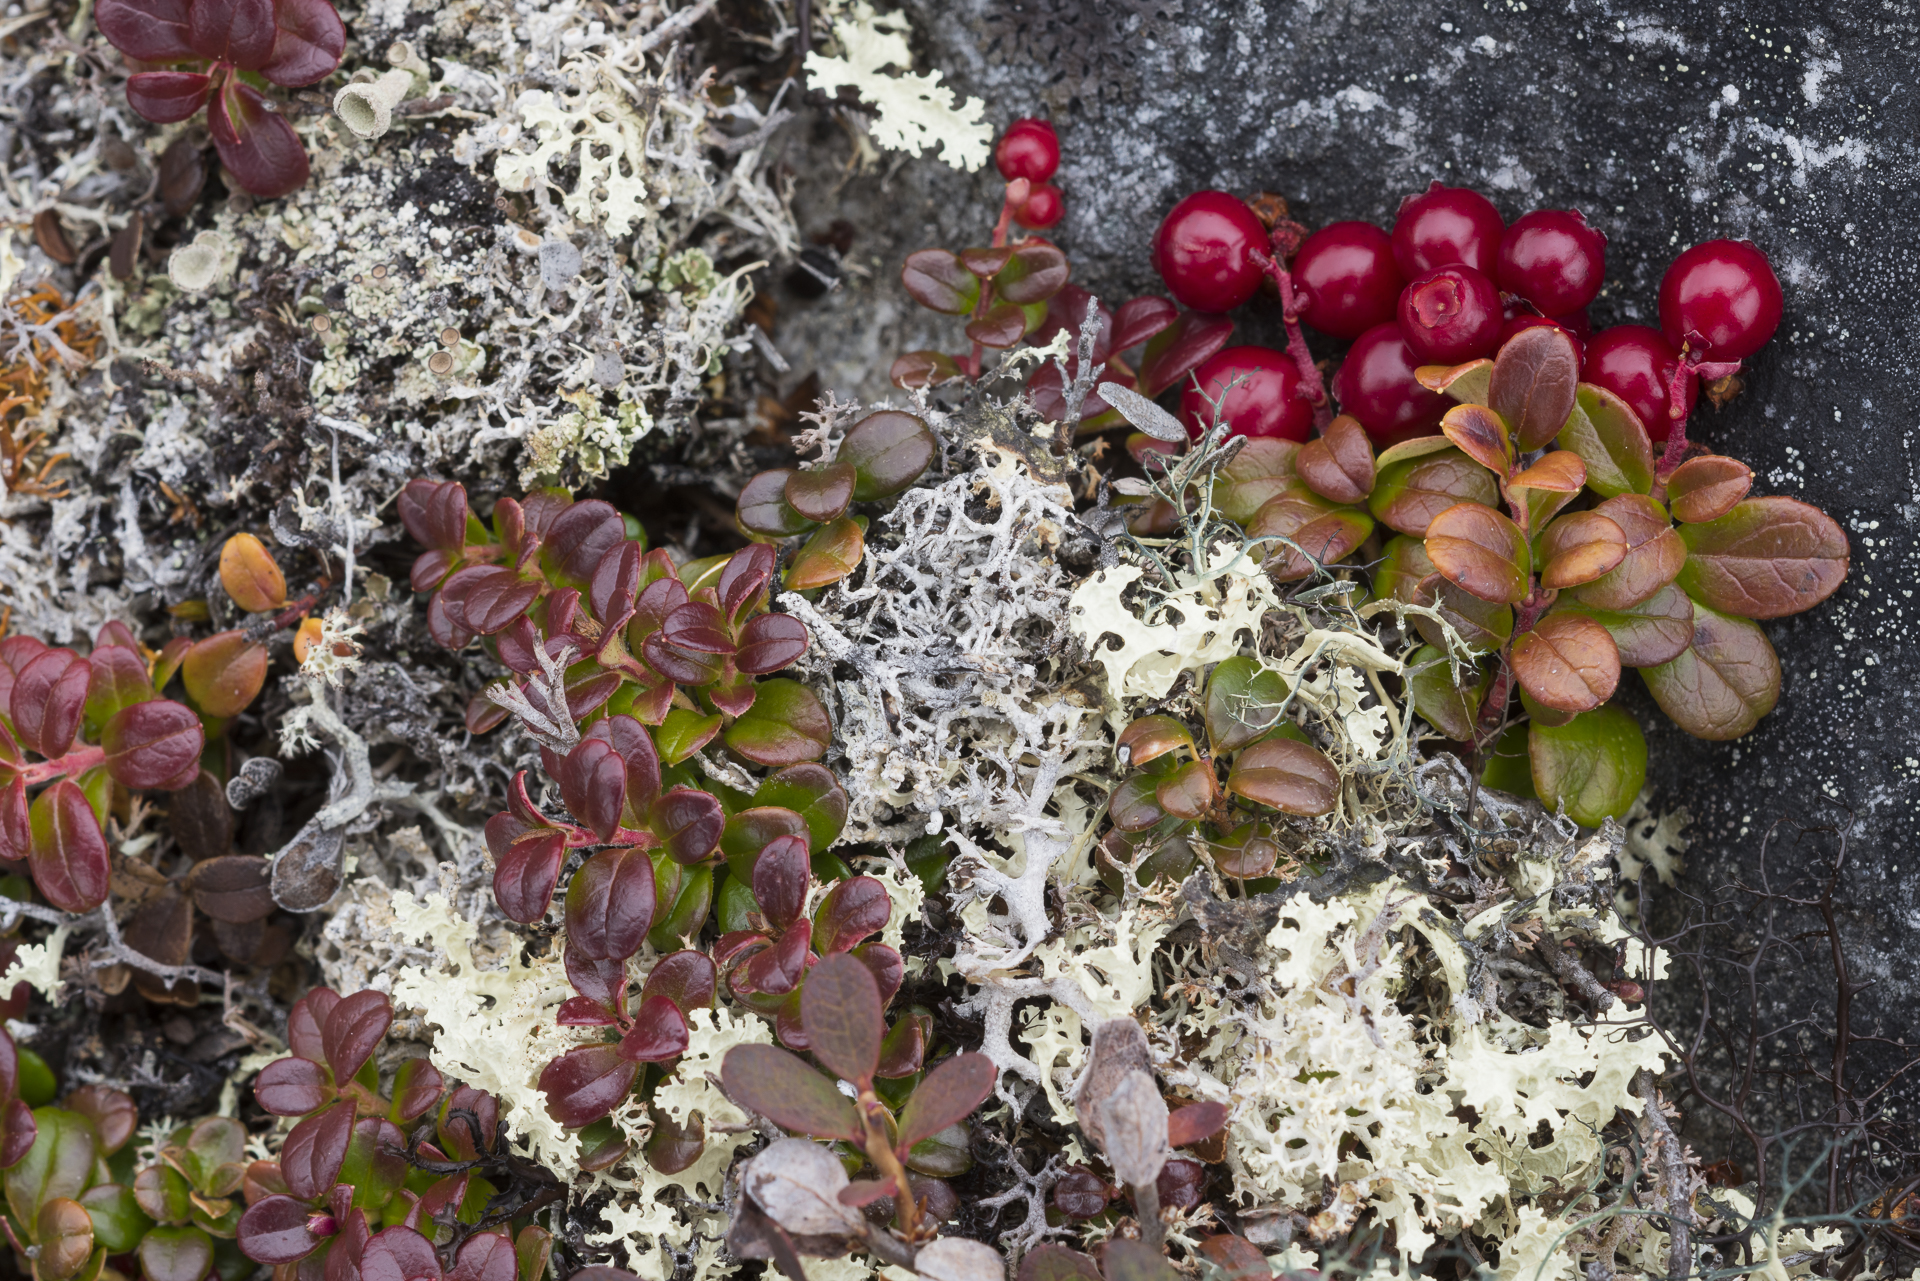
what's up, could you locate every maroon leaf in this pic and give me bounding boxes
[1137,311,1235,398]
[208,78,310,199]
[236,1195,323,1265]
[187,0,275,64]
[895,1053,996,1154]
[254,1055,330,1117]
[95,0,194,61]
[426,591,475,649]
[584,715,661,815]
[538,1045,638,1128]
[323,989,393,1086]
[495,831,566,923]
[739,922,811,997]
[589,541,642,629]
[281,1100,354,1199]
[288,987,340,1062]
[650,787,724,865]
[1103,1241,1180,1281]
[398,479,468,552]
[1112,296,1179,352]
[85,644,155,728]
[735,613,809,675]
[557,738,627,843]
[852,942,904,1005]
[815,876,890,956]
[642,950,717,1014]
[785,464,858,524]
[966,302,1032,349]
[11,646,89,759]
[1167,1101,1229,1148]
[799,953,884,1085]
[445,567,541,636]
[326,1207,371,1281]
[540,501,627,590]
[752,834,811,929]
[0,777,25,863]
[1489,323,1580,451]
[900,250,981,315]
[1021,1245,1105,1281]
[720,1044,860,1140]
[0,1097,35,1170]
[448,1232,517,1281]
[661,602,733,655]
[1224,737,1340,816]
[616,995,690,1063]
[391,1058,444,1123]
[439,1086,501,1162]
[640,632,725,686]
[563,946,627,1020]
[994,241,1070,304]
[1295,415,1376,505]
[565,846,657,962]
[28,780,110,913]
[126,71,214,123]
[101,699,205,790]
[875,1013,927,1079]
[737,470,811,539]
[1048,1178,1111,1223]
[716,544,774,620]
[259,0,344,86]
[359,1227,441,1281]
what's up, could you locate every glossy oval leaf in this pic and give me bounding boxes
[1666,455,1754,524]
[719,1043,860,1141]
[1557,383,1653,498]
[724,679,831,767]
[1413,358,1492,404]
[1489,324,1580,451]
[1570,493,1686,611]
[1528,705,1647,827]
[1224,737,1339,815]
[101,700,206,791]
[1674,496,1850,620]
[751,765,848,852]
[28,781,111,914]
[1248,493,1374,582]
[784,517,864,591]
[784,464,857,525]
[180,633,268,720]
[1424,502,1531,605]
[737,469,812,539]
[1638,599,1781,740]
[1210,438,1303,526]
[1511,612,1621,713]
[218,534,286,614]
[900,250,980,315]
[1536,511,1627,590]
[538,1046,638,1129]
[1509,449,1586,494]
[1204,656,1290,755]
[1368,448,1502,537]
[1549,584,1695,669]
[1295,415,1375,505]
[1439,402,1513,477]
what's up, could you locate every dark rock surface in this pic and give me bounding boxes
[767,0,1920,1140]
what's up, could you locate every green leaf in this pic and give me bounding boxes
[904,1121,971,1177]
[1528,705,1647,827]
[1479,723,1536,800]
[752,764,848,851]
[1638,599,1781,740]
[1368,448,1501,537]
[1415,357,1492,406]
[655,709,724,767]
[1370,534,1437,605]
[1210,438,1304,525]
[784,517,864,591]
[138,1224,213,1281]
[719,1044,860,1140]
[1248,494,1374,582]
[894,1053,995,1154]
[839,411,937,502]
[1556,384,1653,498]
[78,1184,151,1254]
[1203,657,1291,755]
[1410,574,1514,654]
[721,807,810,882]
[648,863,712,952]
[1405,646,1488,742]
[1674,496,1850,619]
[724,680,831,767]
[6,1108,95,1229]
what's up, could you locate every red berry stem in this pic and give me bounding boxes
[1656,345,1742,479]
[991,177,1030,250]
[1252,231,1333,434]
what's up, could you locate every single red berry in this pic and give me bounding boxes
[1332,323,1449,444]
[1498,313,1585,362]
[1658,238,1782,360]
[1180,346,1313,442]
[1582,324,1699,439]
[995,119,1059,184]
[1151,191,1268,313]
[1391,181,1505,278]
[1497,209,1606,315]
[1396,264,1502,364]
[1016,183,1064,229]
[1293,220,1403,339]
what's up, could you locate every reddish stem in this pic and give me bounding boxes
[1252,247,1332,434]
[20,745,105,787]
[1656,348,1742,480]
[1472,583,1553,749]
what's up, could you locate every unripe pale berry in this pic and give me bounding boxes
[1151,191,1267,313]
[1180,345,1313,442]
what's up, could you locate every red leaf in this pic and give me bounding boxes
[539,501,626,589]
[799,953,883,1085]
[209,77,311,197]
[391,1057,444,1123]
[735,613,808,675]
[564,846,657,961]
[0,777,29,863]
[448,1232,517,1281]
[398,479,468,552]
[556,738,626,843]
[95,0,194,59]
[323,989,393,1084]
[895,1053,996,1155]
[815,876,889,955]
[649,787,724,865]
[538,1045,637,1128]
[188,0,275,64]
[236,1195,323,1265]
[507,770,551,828]
[589,541,642,629]
[584,715,661,814]
[739,922,811,998]
[718,544,776,623]
[259,0,344,86]
[641,950,716,1014]
[102,699,205,790]
[557,995,619,1027]
[750,834,810,929]
[281,1100,354,1199]
[851,942,903,1005]
[288,987,340,1062]
[616,995,690,1062]
[563,943,628,1019]
[0,1097,32,1169]
[254,1055,330,1116]
[438,1086,500,1162]
[660,602,733,655]
[426,590,475,649]
[11,646,89,759]
[125,71,213,124]
[495,831,566,923]
[719,1044,861,1140]
[28,780,109,913]
[440,566,540,636]
[1166,1101,1229,1148]
[359,1227,441,1281]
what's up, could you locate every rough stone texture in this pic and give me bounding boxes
[766,0,1920,1131]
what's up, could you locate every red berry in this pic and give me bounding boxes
[1332,323,1449,445]
[1396,264,1502,364]
[1658,238,1782,360]
[1151,191,1268,313]
[1391,181,1505,278]
[1496,209,1606,315]
[995,119,1059,184]
[1016,183,1064,229]
[1180,346,1312,442]
[1498,313,1585,362]
[1293,220,1403,339]
[1582,324,1699,439]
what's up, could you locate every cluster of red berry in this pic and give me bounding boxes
[993,119,1065,231]
[1149,182,1784,450]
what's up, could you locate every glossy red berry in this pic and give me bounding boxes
[1332,323,1449,445]
[1498,313,1585,361]
[1016,183,1064,229]
[1180,346,1312,442]
[1391,181,1505,278]
[1293,221,1403,339]
[1396,264,1502,364]
[1151,191,1268,313]
[1497,209,1606,315]
[995,119,1059,184]
[1658,239,1783,360]
[1582,324,1698,439]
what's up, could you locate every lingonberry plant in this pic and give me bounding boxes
[95,0,345,198]
[891,123,1232,430]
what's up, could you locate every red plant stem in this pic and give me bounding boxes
[1251,248,1332,434]
[1656,350,1741,480]
[991,178,1029,250]
[20,745,105,787]
[1473,583,1552,749]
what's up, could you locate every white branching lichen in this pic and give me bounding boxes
[802,4,992,171]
